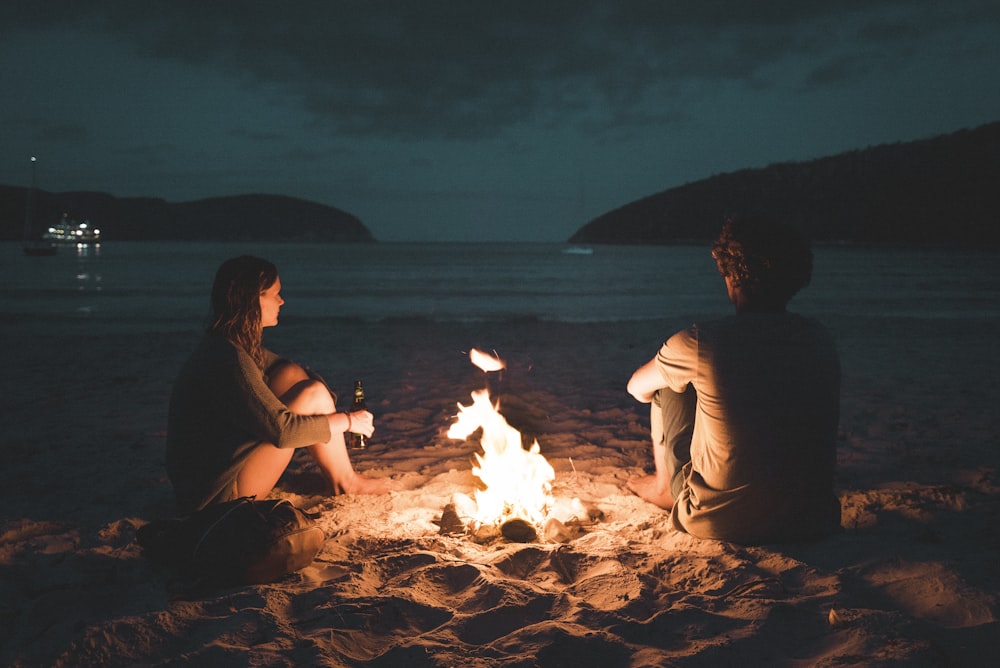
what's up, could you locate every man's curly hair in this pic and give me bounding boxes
[711,215,813,307]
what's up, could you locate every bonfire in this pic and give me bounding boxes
[443,349,592,543]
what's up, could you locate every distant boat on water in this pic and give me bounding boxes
[43,213,102,245]
[561,245,594,255]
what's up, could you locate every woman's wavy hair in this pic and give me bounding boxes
[208,256,278,368]
[711,215,813,308]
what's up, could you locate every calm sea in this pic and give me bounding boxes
[2,242,998,330]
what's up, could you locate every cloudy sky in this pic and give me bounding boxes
[2,1,998,242]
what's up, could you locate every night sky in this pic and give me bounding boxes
[3,1,998,242]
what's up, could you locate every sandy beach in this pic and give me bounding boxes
[2,312,998,666]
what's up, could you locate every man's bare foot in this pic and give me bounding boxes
[334,473,392,496]
[627,474,675,510]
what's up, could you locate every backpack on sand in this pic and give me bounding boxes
[137,497,325,589]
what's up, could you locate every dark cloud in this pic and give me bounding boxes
[2,0,996,241]
[9,0,993,142]
[227,128,283,142]
[3,116,88,144]
[803,54,872,88]
[112,143,176,161]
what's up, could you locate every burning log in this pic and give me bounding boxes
[436,496,602,544]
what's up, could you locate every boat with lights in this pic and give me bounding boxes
[43,214,102,245]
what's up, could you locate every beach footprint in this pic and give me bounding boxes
[864,560,994,628]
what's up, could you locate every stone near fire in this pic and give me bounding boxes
[542,517,573,543]
[500,517,538,543]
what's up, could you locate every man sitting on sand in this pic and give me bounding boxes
[626,216,841,544]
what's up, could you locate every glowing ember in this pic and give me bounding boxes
[448,355,554,530]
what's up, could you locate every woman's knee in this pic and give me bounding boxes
[285,379,336,414]
[267,361,310,397]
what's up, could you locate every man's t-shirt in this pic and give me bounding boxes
[656,312,841,544]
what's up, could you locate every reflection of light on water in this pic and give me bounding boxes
[75,271,104,292]
[75,243,100,258]
[75,271,102,292]
[74,247,103,292]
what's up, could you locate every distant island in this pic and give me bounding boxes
[5,122,998,248]
[570,121,1000,249]
[0,190,374,243]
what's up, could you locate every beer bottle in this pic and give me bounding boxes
[348,379,367,449]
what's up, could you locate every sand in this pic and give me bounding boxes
[1,314,998,667]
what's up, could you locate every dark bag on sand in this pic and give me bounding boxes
[137,497,325,587]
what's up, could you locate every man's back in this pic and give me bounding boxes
[662,312,840,543]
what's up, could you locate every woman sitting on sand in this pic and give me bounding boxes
[166,255,389,513]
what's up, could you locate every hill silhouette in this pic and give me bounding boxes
[0,190,374,242]
[570,122,1000,249]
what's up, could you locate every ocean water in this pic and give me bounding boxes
[2,241,998,329]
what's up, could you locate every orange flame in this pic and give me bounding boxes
[448,357,554,528]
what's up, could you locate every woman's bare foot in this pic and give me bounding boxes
[334,472,392,496]
[627,474,675,510]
